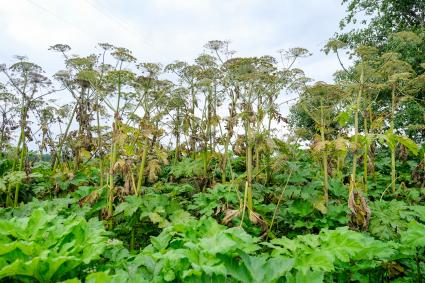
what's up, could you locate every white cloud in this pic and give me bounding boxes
[0,0,351,95]
[0,0,349,70]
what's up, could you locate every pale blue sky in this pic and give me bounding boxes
[0,0,350,82]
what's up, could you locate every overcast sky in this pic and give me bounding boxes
[0,0,350,82]
[0,0,354,146]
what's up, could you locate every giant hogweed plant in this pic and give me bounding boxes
[298,82,346,207]
[324,38,421,194]
[0,59,56,207]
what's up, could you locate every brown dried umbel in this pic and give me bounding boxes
[222,208,268,238]
[398,144,408,162]
[78,189,101,207]
[412,160,425,188]
[348,189,371,231]
[232,134,246,156]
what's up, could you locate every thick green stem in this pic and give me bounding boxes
[107,65,123,225]
[363,147,368,192]
[130,229,135,251]
[108,133,117,220]
[53,103,78,170]
[320,100,329,205]
[255,97,262,182]
[96,110,103,188]
[14,139,26,207]
[222,137,230,183]
[136,139,149,196]
[423,152,425,189]
[203,149,208,180]
[390,85,396,193]
[173,107,180,166]
[351,65,364,188]
[6,129,23,206]
[336,155,341,180]
[265,115,273,185]
[363,111,369,193]
[368,103,376,181]
[12,106,28,207]
[255,149,260,182]
[207,88,213,153]
[96,98,104,188]
[246,120,253,212]
[190,86,196,159]
[222,90,238,184]
[391,148,396,193]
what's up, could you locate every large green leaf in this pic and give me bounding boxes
[396,135,418,155]
[401,221,425,248]
[0,208,111,282]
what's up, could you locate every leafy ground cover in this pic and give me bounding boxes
[0,151,424,282]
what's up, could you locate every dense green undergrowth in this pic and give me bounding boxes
[0,147,424,282]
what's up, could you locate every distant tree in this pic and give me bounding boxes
[338,0,425,47]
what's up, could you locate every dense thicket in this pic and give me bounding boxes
[0,1,424,282]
